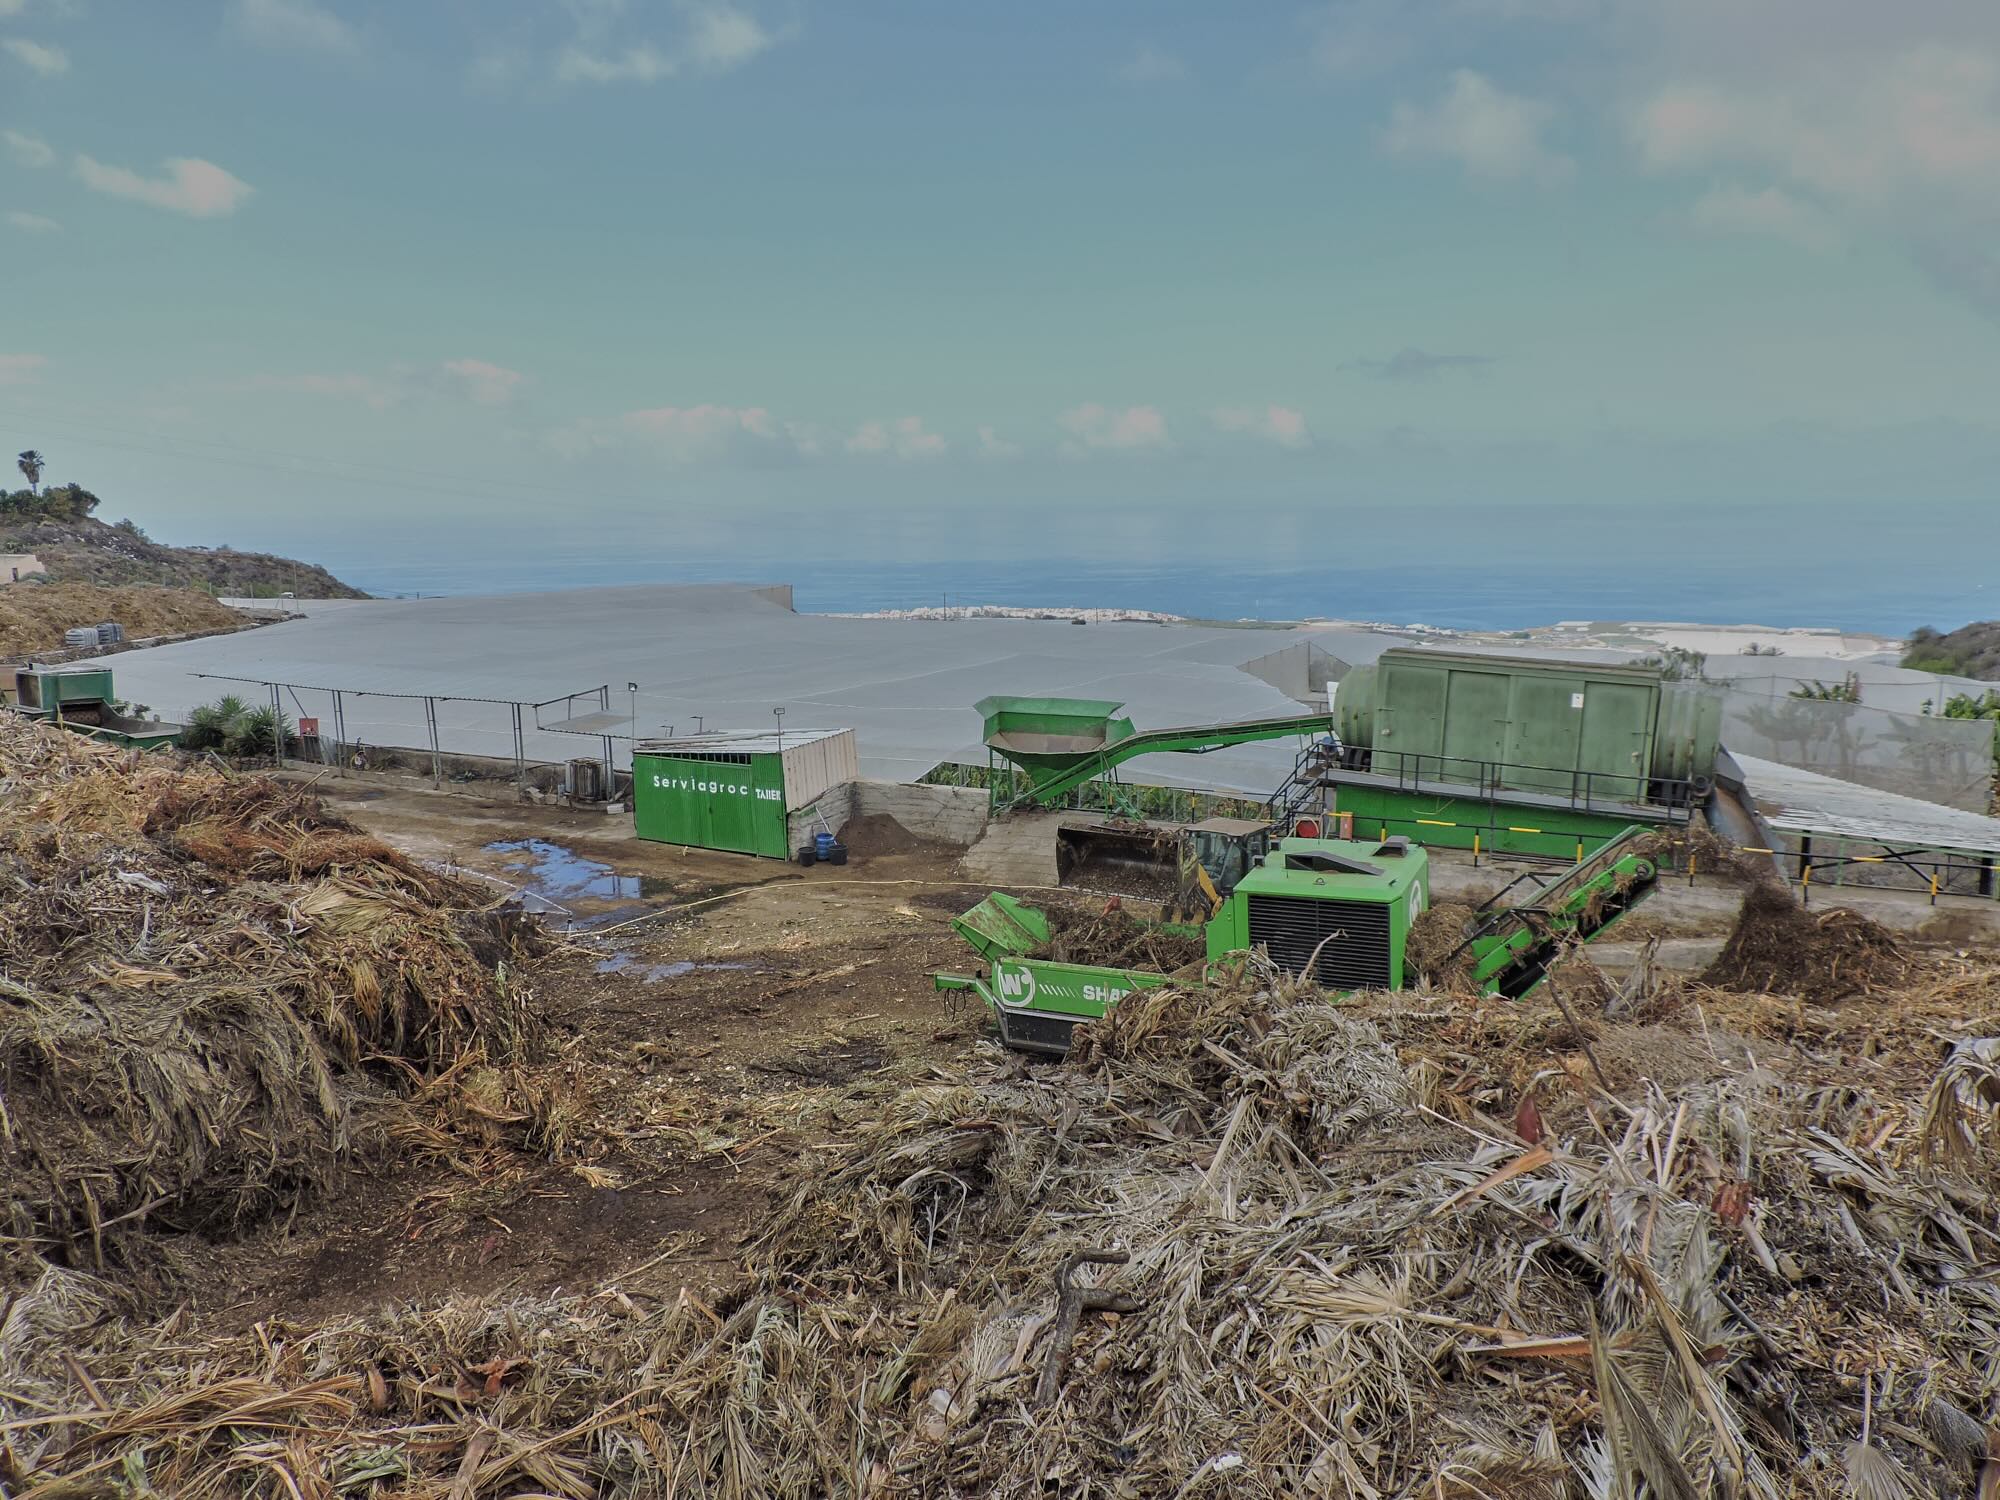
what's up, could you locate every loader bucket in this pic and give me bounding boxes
[1056,821,1181,900]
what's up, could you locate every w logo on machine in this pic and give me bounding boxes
[995,963,1038,1006]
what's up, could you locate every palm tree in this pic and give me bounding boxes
[16,450,44,494]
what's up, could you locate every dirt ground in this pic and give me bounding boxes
[135,777,2000,1335]
[181,776,996,1330]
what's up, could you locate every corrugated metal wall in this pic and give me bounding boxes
[633,750,790,857]
[780,729,858,811]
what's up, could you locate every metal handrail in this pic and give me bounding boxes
[1354,747,1701,819]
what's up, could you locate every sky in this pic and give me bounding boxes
[2,0,1999,598]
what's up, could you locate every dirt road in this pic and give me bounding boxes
[195,777,993,1328]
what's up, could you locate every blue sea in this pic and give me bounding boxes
[309,500,1989,635]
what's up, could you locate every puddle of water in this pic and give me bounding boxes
[484,839,677,905]
[593,952,753,982]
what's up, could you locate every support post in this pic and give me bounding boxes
[512,701,526,798]
[425,696,441,789]
[332,689,347,775]
[599,685,613,795]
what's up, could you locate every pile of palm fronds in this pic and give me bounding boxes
[0,714,543,1268]
[1031,901,1208,971]
[7,934,1997,1498]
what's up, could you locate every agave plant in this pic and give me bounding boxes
[223,704,291,759]
[180,695,292,758]
[181,694,250,751]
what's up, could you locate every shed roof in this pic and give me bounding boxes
[1734,753,2000,856]
[637,727,851,757]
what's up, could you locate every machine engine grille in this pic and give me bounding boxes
[1245,895,1393,989]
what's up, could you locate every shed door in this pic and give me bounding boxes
[747,754,789,858]
[1440,670,1511,781]
[1578,682,1654,803]
[1505,676,1583,794]
[1378,661,1446,770]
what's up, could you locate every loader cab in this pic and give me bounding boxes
[1184,816,1274,901]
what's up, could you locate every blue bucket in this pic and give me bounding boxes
[814,831,836,859]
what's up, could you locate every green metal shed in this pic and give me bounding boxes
[1335,648,1721,803]
[632,727,857,858]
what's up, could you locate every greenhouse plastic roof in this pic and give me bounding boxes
[93,584,1392,792]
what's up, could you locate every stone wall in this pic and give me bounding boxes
[786,779,989,852]
[788,779,857,852]
[856,780,989,845]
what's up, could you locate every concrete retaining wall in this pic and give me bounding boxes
[789,780,857,852]
[856,780,989,845]
[787,779,989,852]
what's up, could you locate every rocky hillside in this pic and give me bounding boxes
[2,514,365,598]
[1904,621,2000,680]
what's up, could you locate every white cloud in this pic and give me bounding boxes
[3,128,52,167]
[3,36,66,74]
[1119,45,1186,84]
[1058,404,1171,452]
[976,425,1021,460]
[1383,70,1573,184]
[442,358,527,405]
[468,46,530,90]
[682,3,774,71]
[557,43,674,82]
[1629,37,2000,311]
[549,401,826,463]
[558,1,780,85]
[0,352,46,384]
[1635,47,2000,205]
[229,0,359,56]
[1688,183,1839,252]
[1211,405,1312,448]
[74,155,253,218]
[847,416,946,460]
[7,210,59,232]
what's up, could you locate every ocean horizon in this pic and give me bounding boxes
[306,499,1989,636]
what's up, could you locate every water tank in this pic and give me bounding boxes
[96,622,125,645]
[63,627,100,649]
[568,758,605,803]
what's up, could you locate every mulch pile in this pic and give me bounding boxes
[1701,878,1911,1002]
[0,715,546,1272]
[833,812,939,858]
